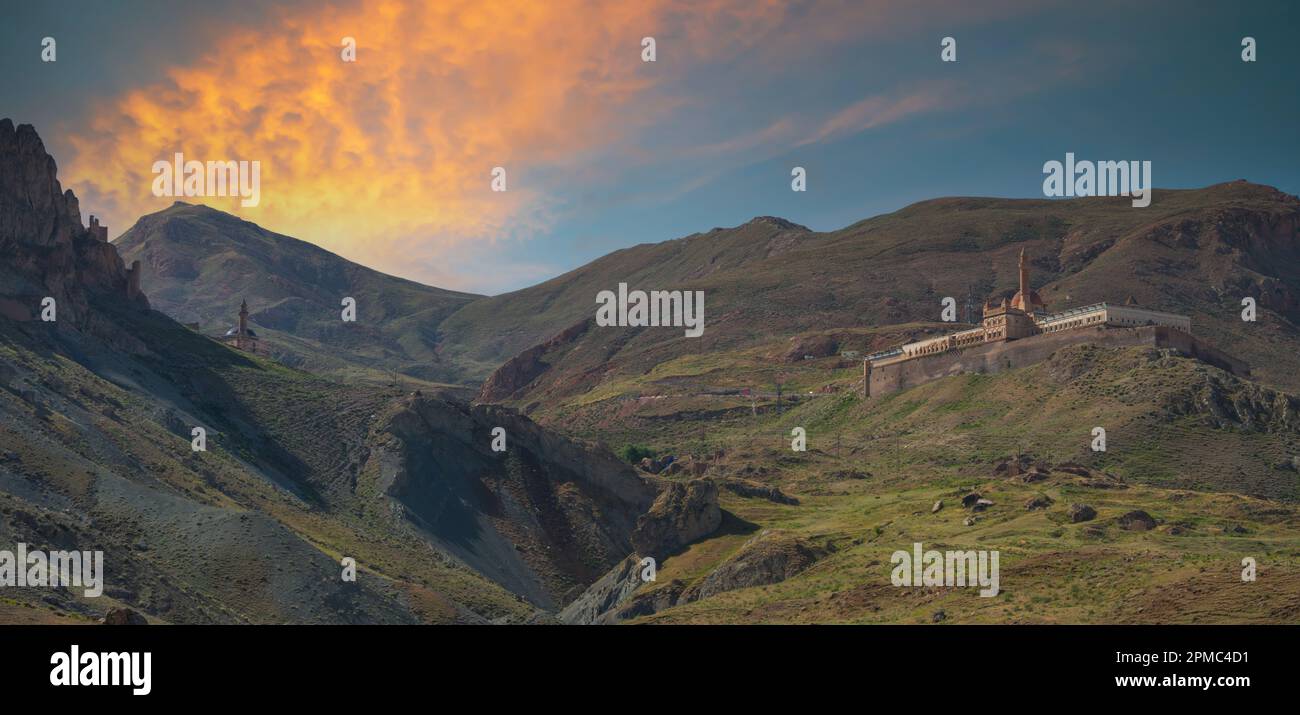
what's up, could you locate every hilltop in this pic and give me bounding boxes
[115,202,482,385]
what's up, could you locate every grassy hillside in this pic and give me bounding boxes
[549,345,1300,624]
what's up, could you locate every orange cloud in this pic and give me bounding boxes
[61,0,1045,291]
[63,0,806,288]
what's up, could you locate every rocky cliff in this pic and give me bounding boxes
[0,119,147,328]
[371,392,658,608]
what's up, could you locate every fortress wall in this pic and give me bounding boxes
[1148,326,1249,376]
[867,325,1247,399]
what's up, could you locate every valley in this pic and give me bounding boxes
[3,117,1299,625]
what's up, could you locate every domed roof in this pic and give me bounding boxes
[1010,288,1045,313]
[225,326,257,338]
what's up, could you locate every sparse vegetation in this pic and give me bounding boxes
[620,444,656,464]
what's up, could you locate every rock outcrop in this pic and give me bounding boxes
[477,320,590,402]
[1068,504,1097,523]
[1166,369,1300,432]
[721,477,799,505]
[562,528,827,624]
[0,119,148,327]
[374,393,657,609]
[630,478,722,559]
[1025,495,1054,511]
[556,555,647,624]
[101,607,149,625]
[681,530,827,602]
[1117,510,1158,531]
[782,333,838,362]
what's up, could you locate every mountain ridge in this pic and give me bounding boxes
[465,180,1300,414]
[115,201,482,384]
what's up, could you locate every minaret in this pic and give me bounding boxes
[238,299,249,350]
[1018,248,1030,305]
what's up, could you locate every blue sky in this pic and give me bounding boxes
[4,0,1298,294]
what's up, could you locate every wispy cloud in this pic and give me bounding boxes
[798,84,956,147]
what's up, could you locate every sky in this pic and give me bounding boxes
[4,0,1298,295]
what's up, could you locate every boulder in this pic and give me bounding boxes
[961,493,982,508]
[1068,504,1097,523]
[101,608,148,625]
[1117,510,1157,531]
[931,500,943,513]
[1056,462,1093,477]
[1024,495,1054,511]
[994,453,1050,477]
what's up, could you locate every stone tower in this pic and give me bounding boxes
[237,299,249,350]
[88,215,108,241]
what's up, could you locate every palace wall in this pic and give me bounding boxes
[866,325,1248,399]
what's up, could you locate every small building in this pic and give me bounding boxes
[219,299,261,353]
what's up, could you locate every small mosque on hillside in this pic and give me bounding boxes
[219,299,261,353]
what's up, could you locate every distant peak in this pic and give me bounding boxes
[744,216,810,232]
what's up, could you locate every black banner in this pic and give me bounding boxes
[0,625,1287,702]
